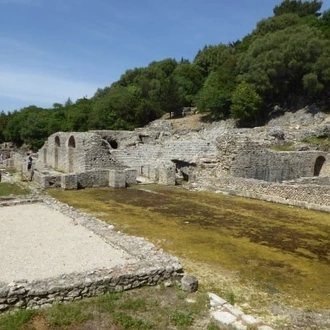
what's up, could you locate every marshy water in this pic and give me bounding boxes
[48,185,330,314]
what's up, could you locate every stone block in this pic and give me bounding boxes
[211,311,237,325]
[224,303,244,317]
[181,274,198,292]
[241,314,258,325]
[124,168,137,186]
[207,292,227,307]
[109,170,126,188]
[61,174,78,190]
[158,166,176,185]
[148,167,159,182]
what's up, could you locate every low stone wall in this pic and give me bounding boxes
[0,197,183,313]
[192,175,330,213]
[0,265,181,312]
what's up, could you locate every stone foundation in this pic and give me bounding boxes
[0,197,183,313]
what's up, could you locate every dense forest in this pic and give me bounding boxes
[1,0,330,151]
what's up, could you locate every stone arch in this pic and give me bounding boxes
[54,136,60,169]
[314,156,326,176]
[68,135,76,148]
[68,135,76,172]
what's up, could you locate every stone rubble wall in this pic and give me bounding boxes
[111,139,217,170]
[230,149,329,182]
[38,132,119,174]
[192,175,330,213]
[0,197,183,313]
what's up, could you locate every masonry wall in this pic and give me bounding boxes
[230,150,329,182]
[111,140,217,170]
[0,266,181,312]
[38,132,120,174]
[194,175,330,212]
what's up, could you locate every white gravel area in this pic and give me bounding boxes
[0,203,138,282]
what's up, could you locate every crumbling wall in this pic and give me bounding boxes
[38,132,121,174]
[111,140,217,171]
[230,149,329,182]
[191,175,330,212]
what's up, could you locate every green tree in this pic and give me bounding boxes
[193,44,235,77]
[66,97,92,131]
[254,13,301,36]
[273,0,323,17]
[172,63,204,106]
[196,67,236,118]
[237,24,330,103]
[19,108,51,150]
[230,81,263,121]
[0,111,9,143]
[3,106,50,150]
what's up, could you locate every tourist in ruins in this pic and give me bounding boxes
[27,153,33,171]
[0,153,3,165]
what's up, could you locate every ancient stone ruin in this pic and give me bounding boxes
[4,107,330,212]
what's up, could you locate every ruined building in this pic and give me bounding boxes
[5,109,330,212]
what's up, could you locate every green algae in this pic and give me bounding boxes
[47,185,330,310]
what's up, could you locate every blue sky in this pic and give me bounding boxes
[1,0,330,112]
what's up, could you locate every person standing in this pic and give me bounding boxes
[27,153,33,171]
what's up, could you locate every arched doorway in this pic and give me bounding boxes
[68,135,76,172]
[54,136,60,169]
[314,156,326,176]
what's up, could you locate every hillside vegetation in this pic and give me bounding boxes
[1,0,330,150]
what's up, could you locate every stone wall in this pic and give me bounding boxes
[33,169,138,190]
[0,265,181,312]
[192,175,330,213]
[231,149,330,182]
[38,132,119,174]
[112,139,216,170]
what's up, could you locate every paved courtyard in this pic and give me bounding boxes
[0,203,138,283]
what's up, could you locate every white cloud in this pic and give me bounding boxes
[0,66,99,107]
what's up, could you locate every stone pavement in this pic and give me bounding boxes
[208,292,274,330]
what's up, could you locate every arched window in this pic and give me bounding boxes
[314,156,326,176]
[68,135,76,148]
[55,136,60,147]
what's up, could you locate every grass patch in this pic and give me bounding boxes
[0,287,212,330]
[0,182,30,197]
[301,136,330,150]
[169,310,194,327]
[0,309,35,330]
[113,312,154,329]
[45,301,91,327]
[95,291,121,313]
[268,142,295,151]
[224,290,236,306]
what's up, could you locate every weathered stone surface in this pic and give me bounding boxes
[181,274,198,293]
[241,314,258,325]
[207,292,227,307]
[211,311,237,325]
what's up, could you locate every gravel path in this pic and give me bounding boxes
[0,203,138,282]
